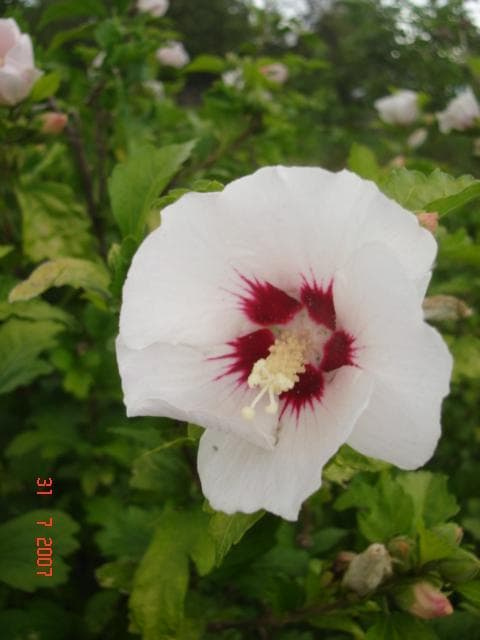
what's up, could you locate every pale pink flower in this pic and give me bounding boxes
[0,18,42,106]
[374,90,419,126]
[155,41,189,69]
[137,0,169,18]
[117,167,452,520]
[260,62,289,84]
[409,582,454,620]
[437,87,480,133]
[40,111,67,135]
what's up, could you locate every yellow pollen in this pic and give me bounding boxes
[241,332,308,420]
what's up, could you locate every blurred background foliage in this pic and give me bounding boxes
[1,0,480,639]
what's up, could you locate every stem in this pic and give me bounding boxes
[49,98,106,257]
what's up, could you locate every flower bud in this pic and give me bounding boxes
[416,212,439,233]
[407,127,428,149]
[156,41,189,68]
[40,111,68,135]
[396,581,453,619]
[438,548,480,583]
[387,536,415,569]
[342,543,392,596]
[0,18,42,106]
[334,550,357,573]
[423,295,473,322]
[260,62,288,85]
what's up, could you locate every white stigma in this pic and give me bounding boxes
[242,332,308,420]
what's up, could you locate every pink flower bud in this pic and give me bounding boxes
[156,41,189,68]
[0,18,42,106]
[417,212,439,233]
[40,111,67,135]
[260,63,289,84]
[406,582,453,620]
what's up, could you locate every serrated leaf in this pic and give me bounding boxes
[9,258,110,302]
[16,182,96,262]
[419,527,459,565]
[366,612,438,640]
[208,511,264,567]
[0,319,63,394]
[108,141,196,240]
[335,472,415,542]
[129,508,215,639]
[380,168,476,211]
[0,510,79,591]
[0,299,74,327]
[397,472,459,529]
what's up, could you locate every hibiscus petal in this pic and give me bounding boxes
[120,167,435,352]
[197,367,372,520]
[332,243,453,468]
[116,336,280,449]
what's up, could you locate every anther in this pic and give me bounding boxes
[242,332,307,420]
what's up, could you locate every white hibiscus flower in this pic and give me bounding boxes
[117,167,452,520]
[437,87,480,134]
[374,90,419,126]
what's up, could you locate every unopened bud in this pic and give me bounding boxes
[423,295,473,322]
[334,550,357,573]
[40,111,68,135]
[260,62,289,85]
[417,212,439,233]
[342,543,392,596]
[396,581,453,620]
[407,127,428,149]
[390,154,406,168]
[438,548,480,583]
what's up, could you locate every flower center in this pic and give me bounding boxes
[241,331,308,420]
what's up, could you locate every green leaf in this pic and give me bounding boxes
[29,72,61,102]
[309,613,365,639]
[208,511,265,567]
[16,182,96,262]
[426,182,480,217]
[324,444,389,485]
[366,612,438,640]
[129,507,215,639]
[348,143,380,181]
[397,472,459,529]
[457,581,480,609]
[0,299,73,327]
[9,258,110,302]
[39,0,106,28]
[0,319,63,394]
[186,54,226,74]
[380,168,476,211]
[419,526,459,565]
[0,245,13,259]
[0,510,79,591]
[108,141,196,240]
[335,472,415,542]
